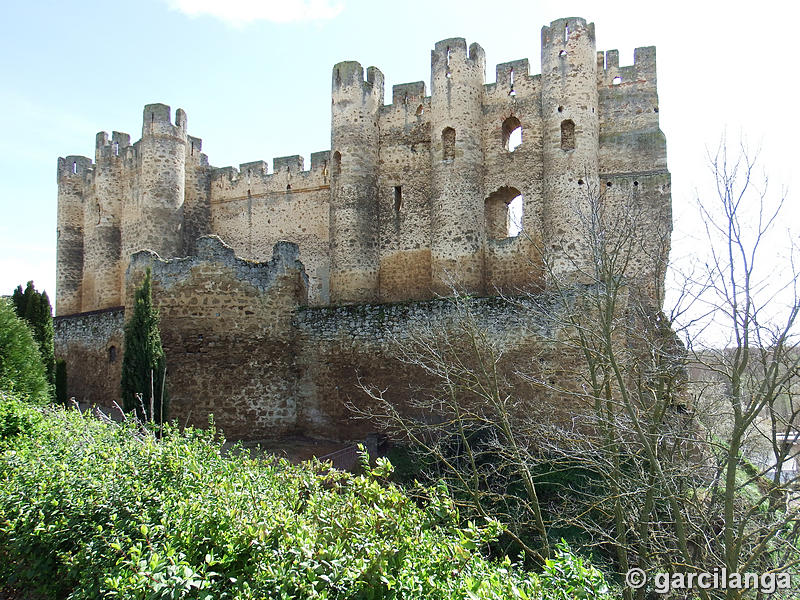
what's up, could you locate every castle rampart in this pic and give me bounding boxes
[123,236,307,439]
[56,18,669,317]
[54,18,672,442]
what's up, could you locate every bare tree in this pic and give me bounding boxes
[678,141,800,598]
[357,141,800,600]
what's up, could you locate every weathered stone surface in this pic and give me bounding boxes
[53,18,672,443]
[293,295,590,439]
[54,307,124,409]
[123,236,307,440]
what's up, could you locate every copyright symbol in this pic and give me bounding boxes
[626,568,647,589]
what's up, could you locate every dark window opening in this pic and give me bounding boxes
[485,186,523,239]
[393,186,402,213]
[442,127,455,161]
[332,151,342,176]
[502,116,522,152]
[286,183,292,190]
[559,49,567,57]
[415,104,424,116]
[108,345,117,363]
[560,119,575,150]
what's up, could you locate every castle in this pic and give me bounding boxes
[54,17,671,441]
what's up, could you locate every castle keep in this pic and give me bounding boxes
[54,18,671,441]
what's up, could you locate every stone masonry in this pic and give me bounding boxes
[54,18,672,441]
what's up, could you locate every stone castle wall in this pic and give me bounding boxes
[293,294,594,441]
[54,18,672,442]
[124,236,307,440]
[54,307,124,410]
[56,17,670,317]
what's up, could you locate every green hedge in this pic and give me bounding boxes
[0,394,615,599]
[0,298,49,401]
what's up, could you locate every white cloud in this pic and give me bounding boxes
[165,0,344,26]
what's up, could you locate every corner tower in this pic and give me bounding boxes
[541,17,599,279]
[55,156,91,315]
[329,62,383,304]
[81,132,128,311]
[429,38,486,295]
[123,104,186,262]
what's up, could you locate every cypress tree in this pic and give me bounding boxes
[11,282,55,396]
[120,269,168,423]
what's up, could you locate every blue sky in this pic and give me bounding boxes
[1,0,797,303]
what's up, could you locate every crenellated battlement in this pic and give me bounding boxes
[238,160,269,179]
[597,46,657,87]
[431,38,486,72]
[391,81,426,106]
[332,61,385,104]
[541,17,596,49]
[56,19,669,317]
[273,155,304,174]
[57,155,93,181]
[141,103,187,139]
[495,59,529,90]
[94,131,134,162]
[310,151,330,171]
[209,150,332,185]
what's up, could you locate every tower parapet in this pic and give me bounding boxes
[541,17,600,280]
[329,61,383,304]
[123,103,187,263]
[429,38,487,295]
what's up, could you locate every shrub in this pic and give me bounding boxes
[541,541,614,600]
[0,298,48,400]
[0,404,617,599]
[0,392,42,449]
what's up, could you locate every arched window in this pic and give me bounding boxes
[485,186,524,239]
[560,119,575,150]
[442,127,455,161]
[108,345,117,363]
[502,116,522,152]
[332,151,342,176]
